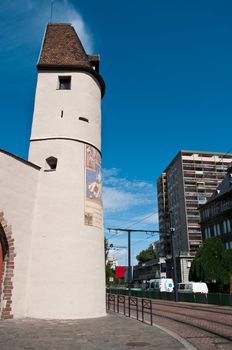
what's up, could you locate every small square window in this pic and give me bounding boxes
[58,76,71,90]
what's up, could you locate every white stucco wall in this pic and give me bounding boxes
[27,140,105,318]
[27,69,106,319]
[0,151,40,317]
[29,71,102,151]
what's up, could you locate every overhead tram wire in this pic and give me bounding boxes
[118,147,232,237]
[105,230,121,240]
[125,212,156,229]
[106,146,232,238]
[106,146,232,237]
[107,148,232,277]
[105,212,157,241]
[131,234,160,247]
[107,228,160,288]
[108,234,159,266]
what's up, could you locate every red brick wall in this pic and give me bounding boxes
[0,212,15,319]
[0,244,2,283]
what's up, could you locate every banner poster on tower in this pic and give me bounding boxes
[84,145,103,228]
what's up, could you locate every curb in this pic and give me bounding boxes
[151,322,197,350]
[108,311,197,350]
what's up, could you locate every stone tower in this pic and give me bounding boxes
[27,23,106,318]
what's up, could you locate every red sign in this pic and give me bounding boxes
[116,266,127,278]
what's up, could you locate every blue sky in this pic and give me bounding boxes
[1,0,232,265]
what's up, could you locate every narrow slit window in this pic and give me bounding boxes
[61,110,63,118]
[58,76,71,90]
[79,117,89,123]
[45,157,58,171]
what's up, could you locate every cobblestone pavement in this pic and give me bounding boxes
[107,294,232,349]
[150,300,232,350]
[0,312,191,350]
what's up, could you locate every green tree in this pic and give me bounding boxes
[104,238,115,284]
[221,249,232,284]
[189,237,232,285]
[136,244,159,264]
[106,263,115,280]
[104,237,110,261]
[188,244,205,282]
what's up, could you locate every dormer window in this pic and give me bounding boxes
[58,76,71,90]
[45,157,58,171]
[88,55,100,73]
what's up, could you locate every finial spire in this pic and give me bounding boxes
[50,1,54,23]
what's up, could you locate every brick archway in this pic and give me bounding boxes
[0,212,15,319]
[0,243,2,283]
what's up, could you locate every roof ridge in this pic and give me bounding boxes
[47,23,72,25]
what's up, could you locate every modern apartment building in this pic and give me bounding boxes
[200,165,232,248]
[157,150,232,282]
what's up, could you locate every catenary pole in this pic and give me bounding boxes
[169,211,179,302]
[107,228,160,290]
[128,230,131,289]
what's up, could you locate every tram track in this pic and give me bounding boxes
[139,298,232,348]
[151,301,232,326]
[150,307,232,343]
[107,293,232,349]
[151,299,232,316]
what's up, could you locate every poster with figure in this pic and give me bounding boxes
[85,145,103,228]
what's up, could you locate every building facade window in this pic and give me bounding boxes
[45,157,58,171]
[205,227,212,239]
[58,76,71,90]
[223,220,228,234]
[197,182,205,189]
[213,224,217,236]
[227,219,231,233]
[225,241,232,249]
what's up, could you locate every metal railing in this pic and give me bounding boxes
[107,293,153,326]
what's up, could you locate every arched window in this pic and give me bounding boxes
[45,157,58,171]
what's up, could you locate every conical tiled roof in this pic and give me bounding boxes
[38,24,90,67]
[37,23,105,96]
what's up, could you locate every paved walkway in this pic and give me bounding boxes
[0,312,194,350]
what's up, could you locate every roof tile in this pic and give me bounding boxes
[37,23,105,96]
[38,23,91,67]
